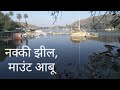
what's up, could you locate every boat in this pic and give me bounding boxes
[70,17,98,37]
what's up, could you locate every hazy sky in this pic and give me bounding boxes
[2,11,92,27]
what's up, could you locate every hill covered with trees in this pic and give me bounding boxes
[69,14,120,32]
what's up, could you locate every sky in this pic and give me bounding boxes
[2,11,92,27]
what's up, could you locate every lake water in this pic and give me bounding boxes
[0,32,120,79]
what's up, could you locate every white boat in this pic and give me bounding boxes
[22,33,27,38]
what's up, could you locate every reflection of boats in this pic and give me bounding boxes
[70,36,87,43]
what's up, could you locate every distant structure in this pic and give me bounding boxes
[20,22,40,31]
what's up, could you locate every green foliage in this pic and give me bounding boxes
[24,14,28,27]
[85,44,120,79]
[24,14,28,19]
[69,13,120,32]
[0,12,5,30]
[17,13,22,22]
[0,11,20,31]
[9,11,13,17]
[4,20,11,30]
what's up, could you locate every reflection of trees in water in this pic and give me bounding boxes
[54,36,85,79]
[90,35,120,43]
[54,61,85,79]
[0,50,8,62]
[0,38,31,62]
[0,40,16,62]
[70,34,120,43]
[84,44,120,79]
[54,43,120,79]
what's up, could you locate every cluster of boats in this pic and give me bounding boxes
[70,31,99,43]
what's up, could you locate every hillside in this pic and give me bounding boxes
[70,14,120,31]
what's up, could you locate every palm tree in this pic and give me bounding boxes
[8,11,13,19]
[16,13,22,30]
[17,13,22,23]
[24,14,28,27]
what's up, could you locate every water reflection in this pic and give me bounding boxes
[0,33,120,79]
[84,44,120,79]
[53,36,86,79]
[0,37,30,62]
[0,40,16,62]
[90,35,120,43]
[13,39,22,46]
[70,36,87,43]
[54,60,83,79]
[54,34,120,79]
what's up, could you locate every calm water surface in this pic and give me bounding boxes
[0,33,120,79]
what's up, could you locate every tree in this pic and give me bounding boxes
[90,11,120,30]
[0,12,20,31]
[3,14,11,30]
[3,14,19,31]
[4,20,11,30]
[8,11,13,19]
[17,13,22,23]
[24,14,28,27]
[50,11,120,31]
[49,11,62,24]
[0,12,5,30]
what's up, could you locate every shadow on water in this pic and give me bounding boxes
[89,34,120,43]
[84,35,120,79]
[84,44,120,79]
[0,33,37,61]
[54,36,87,79]
[54,35,120,79]
[0,33,120,79]
[0,40,16,62]
[0,38,30,62]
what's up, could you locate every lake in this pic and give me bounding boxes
[0,32,120,79]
